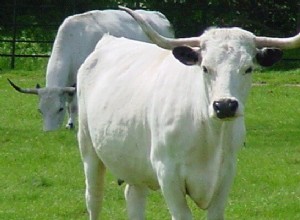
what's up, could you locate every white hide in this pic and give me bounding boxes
[42,9,174,131]
[77,27,257,220]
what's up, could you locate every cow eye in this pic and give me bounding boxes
[245,67,253,74]
[58,107,64,113]
[202,66,208,73]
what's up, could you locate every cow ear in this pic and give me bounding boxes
[172,46,200,65]
[256,48,283,67]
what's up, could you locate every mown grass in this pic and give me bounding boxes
[0,66,299,219]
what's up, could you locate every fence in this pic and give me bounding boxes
[0,0,77,69]
[0,1,299,69]
[0,1,137,69]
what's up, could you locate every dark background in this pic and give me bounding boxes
[0,0,299,69]
[1,0,299,38]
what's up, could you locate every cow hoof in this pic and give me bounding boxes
[66,123,75,129]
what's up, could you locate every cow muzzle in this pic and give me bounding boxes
[213,98,239,119]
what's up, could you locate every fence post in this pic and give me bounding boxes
[297,3,300,32]
[11,0,17,69]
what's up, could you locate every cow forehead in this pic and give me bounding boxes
[200,28,256,52]
[199,29,256,68]
[201,41,255,68]
[200,27,256,43]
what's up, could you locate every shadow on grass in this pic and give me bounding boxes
[268,60,300,71]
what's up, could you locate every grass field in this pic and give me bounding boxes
[0,66,299,219]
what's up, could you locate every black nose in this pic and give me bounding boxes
[213,99,238,119]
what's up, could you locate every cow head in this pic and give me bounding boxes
[120,6,300,121]
[7,79,76,131]
[171,29,283,120]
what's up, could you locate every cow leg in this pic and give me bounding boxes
[124,184,148,220]
[84,157,105,220]
[207,157,236,220]
[66,95,77,129]
[78,129,106,220]
[157,166,192,220]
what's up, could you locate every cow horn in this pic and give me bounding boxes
[7,78,38,95]
[255,33,300,49]
[62,87,76,95]
[119,6,200,49]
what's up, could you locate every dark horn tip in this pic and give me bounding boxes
[7,78,21,92]
[7,78,38,95]
[118,5,126,10]
[7,78,13,85]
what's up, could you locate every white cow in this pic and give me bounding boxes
[8,9,174,131]
[77,6,300,220]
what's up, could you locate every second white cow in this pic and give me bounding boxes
[8,9,174,131]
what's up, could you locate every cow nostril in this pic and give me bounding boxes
[229,100,238,112]
[213,99,238,119]
[213,101,221,112]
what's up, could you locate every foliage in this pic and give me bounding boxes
[0,67,300,219]
[0,1,298,37]
[0,0,299,69]
[204,0,299,36]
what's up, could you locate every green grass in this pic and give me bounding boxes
[0,67,300,219]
